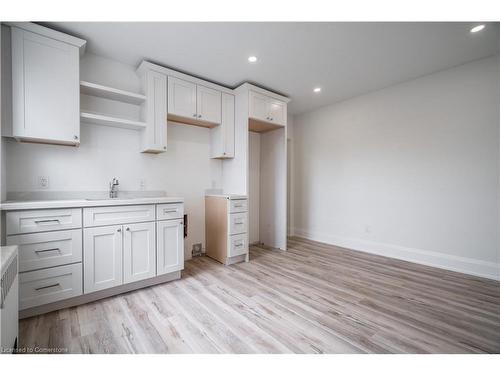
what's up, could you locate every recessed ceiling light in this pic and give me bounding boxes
[248,56,258,63]
[470,24,485,33]
[313,87,321,93]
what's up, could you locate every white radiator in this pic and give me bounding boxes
[0,246,18,354]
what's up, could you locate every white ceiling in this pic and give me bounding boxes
[45,22,500,114]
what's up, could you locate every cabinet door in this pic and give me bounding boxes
[249,91,270,122]
[222,93,235,157]
[268,99,287,126]
[142,71,167,153]
[157,219,184,275]
[210,93,234,159]
[196,85,221,124]
[167,77,197,120]
[11,28,79,144]
[84,225,123,293]
[123,222,156,283]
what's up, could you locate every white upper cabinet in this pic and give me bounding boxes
[11,27,82,145]
[268,98,287,126]
[249,90,287,126]
[197,85,222,124]
[168,77,222,125]
[249,91,270,122]
[211,93,235,159]
[168,77,197,120]
[141,70,167,153]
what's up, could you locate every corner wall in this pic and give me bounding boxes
[291,55,500,280]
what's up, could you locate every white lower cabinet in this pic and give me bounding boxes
[11,202,184,314]
[83,204,184,294]
[157,219,184,275]
[19,263,82,310]
[123,222,156,283]
[84,225,123,293]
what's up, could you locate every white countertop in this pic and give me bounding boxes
[205,193,247,200]
[1,246,18,275]
[0,196,184,210]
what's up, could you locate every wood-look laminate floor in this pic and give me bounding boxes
[19,237,500,354]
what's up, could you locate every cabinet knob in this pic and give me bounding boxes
[126,227,130,231]
[163,146,167,150]
[74,135,79,140]
[198,114,202,118]
[193,114,197,117]
[117,228,122,232]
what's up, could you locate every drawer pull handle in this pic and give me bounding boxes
[234,221,244,225]
[34,219,60,224]
[234,204,244,208]
[35,248,61,254]
[163,209,177,213]
[235,243,244,247]
[35,283,60,291]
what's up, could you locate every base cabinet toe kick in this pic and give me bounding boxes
[4,201,185,318]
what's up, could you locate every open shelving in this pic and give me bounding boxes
[80,112,147,131]
[80,81,146,105]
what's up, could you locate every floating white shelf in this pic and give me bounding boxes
[80,81,146,105]
[80,112,147,131]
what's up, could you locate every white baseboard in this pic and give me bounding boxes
[292,228,500,281]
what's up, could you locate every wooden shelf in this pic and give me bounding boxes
[167,114,218,128]
[248,118,284,133]
[80,112,147,131]
[80,81,146,105]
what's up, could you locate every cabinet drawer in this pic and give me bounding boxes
[228,233,248,257]
[229,199,248,213]
[157,203,184,220]
[229,212,248,235]
[19,263,82,310]
[6,208,82,235]
[7,229,82,273]
[83,205,155,227]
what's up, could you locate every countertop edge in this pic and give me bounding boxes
[0,197,184,211]
[204,194,247,200]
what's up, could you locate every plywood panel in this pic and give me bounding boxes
[167,114,218,128]
[248,118,284,133]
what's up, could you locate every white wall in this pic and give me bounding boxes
[4,53,223,259]
[248,131,260,244]
[292,55,500,280]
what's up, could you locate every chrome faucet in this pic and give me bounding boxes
[109,177,119,198]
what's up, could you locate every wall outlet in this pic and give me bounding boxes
[37,176,49,189]
[192,243,202,257]
[139,179,146,190]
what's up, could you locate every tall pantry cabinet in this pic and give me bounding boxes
[221,83,290,251]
